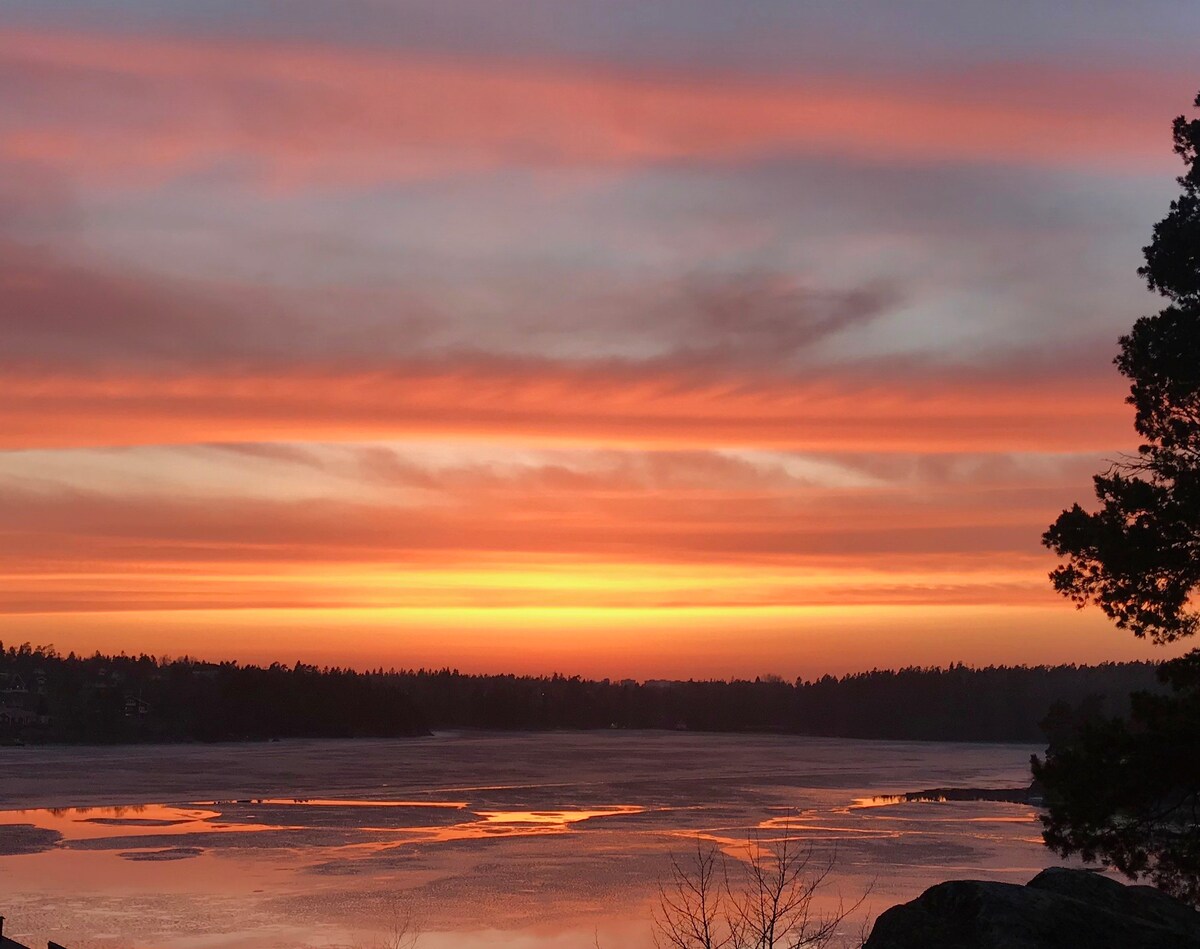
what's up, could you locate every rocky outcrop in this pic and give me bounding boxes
[863,867,1200,949]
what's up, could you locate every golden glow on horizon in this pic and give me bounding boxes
[0,602,1179,680]
[0,559,1056,608]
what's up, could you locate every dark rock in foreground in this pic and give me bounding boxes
[863,867,1200,949]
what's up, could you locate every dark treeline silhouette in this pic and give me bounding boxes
[0,643,428,743]
[0,642,1162,744]
[402,662,1161,740]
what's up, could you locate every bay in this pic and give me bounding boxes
[0,732,1057,949]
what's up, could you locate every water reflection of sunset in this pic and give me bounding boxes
[1,804,295,841]
[0,800,650,853]
[478,807,645,826]
[0,732,1089,948]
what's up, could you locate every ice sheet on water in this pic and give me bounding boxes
[0,732,1053,949]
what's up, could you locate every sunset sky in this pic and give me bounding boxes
[1,2,1198,677]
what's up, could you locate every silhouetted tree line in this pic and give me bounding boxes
[0,642,1163,743]
[0,643,428,742]
[398,662,1161,740]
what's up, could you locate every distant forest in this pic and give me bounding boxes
[0,642,1163,744]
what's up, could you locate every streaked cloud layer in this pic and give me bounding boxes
[0,2,1194,675]
[1,29,1184,185]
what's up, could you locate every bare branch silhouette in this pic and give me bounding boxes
[653,818,869,949]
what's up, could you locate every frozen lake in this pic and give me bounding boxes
[0,732,1058,948]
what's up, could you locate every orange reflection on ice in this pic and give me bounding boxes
[848,795,912,809]
[195,798,469,809]
[965,814,1039,824]
[0,803,300,841]
[402,805,648,845]
[477,807,643,826]
[324,805,650,859]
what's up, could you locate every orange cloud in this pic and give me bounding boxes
[0,438,1099,620]
[0,29,1181,185]
[0,362,1131,453]
[0,437,1151,673]
[0,482,1054,565]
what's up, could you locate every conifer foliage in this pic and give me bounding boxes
[1038,91,1200,904]
[1044,93,1200,642]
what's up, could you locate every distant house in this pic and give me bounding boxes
[0,706,35,727]
[0,676,35,733]
[124,696,151,718]
[0,674,29,707]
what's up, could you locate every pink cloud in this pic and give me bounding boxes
[0,29,1183,187]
